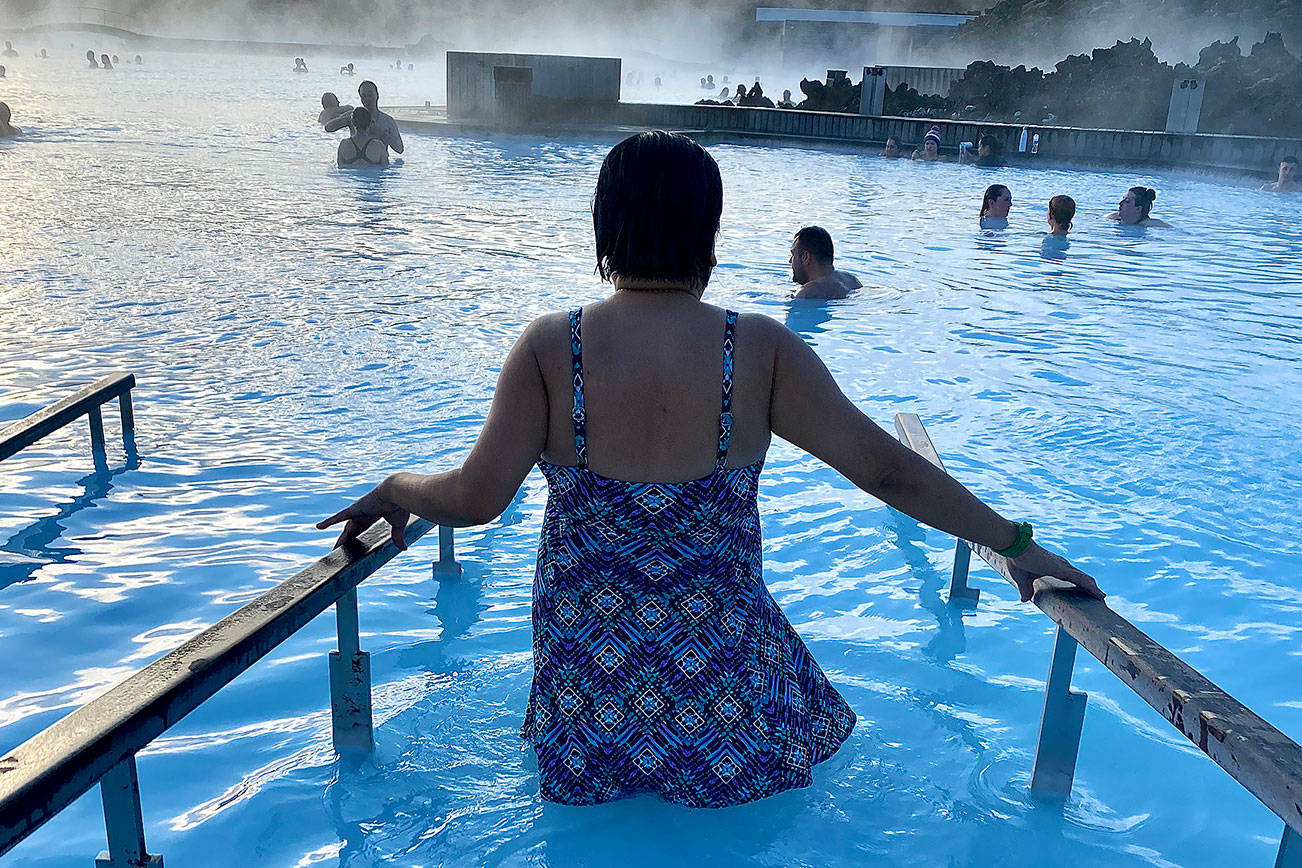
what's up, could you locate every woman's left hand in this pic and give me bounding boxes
[317,483,411,551]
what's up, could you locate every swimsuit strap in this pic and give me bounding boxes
[715,310,738,470]
[569,308,588,468]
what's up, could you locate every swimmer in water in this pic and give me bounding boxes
[790,226,862,300]
[294,57,308,73]
[111,54,120,65]
[0,102,23,137]
[881,137,901,158]
[1108,186,1171,227]
[100,54,113,69]
[912,126,944,161]
[2,42,17,58]
[326,80,404,155]
[1046,195,1075,236]
[979,184,1012,230]
[135,55,142,64]
[340,62,355,76]
[40,49,49,59]
[337,107,389,167]
[407,63,413,71]
[777,89,795,108]
[318,91,353,126]
[1260,155,1299,192]
[0,66,5,79]
[86,50,99,69]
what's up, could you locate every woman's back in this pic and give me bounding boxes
[534,292,774,482]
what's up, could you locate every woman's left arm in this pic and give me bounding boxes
[317,319,551,549]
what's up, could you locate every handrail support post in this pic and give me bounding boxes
[328,588,373,754]
[1278,823,1302,868]
[118,389,136,453]
[87,405,107,469]
[95,755,163,867]
[949,539,980,605]
[1030,624,1088,798]
[433,525,462,579]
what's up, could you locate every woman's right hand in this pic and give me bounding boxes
[1005,541,1105,603]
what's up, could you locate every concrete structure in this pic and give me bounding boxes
[446,51,621,124]
[756,8,975,65]
[1166,78,1206,134]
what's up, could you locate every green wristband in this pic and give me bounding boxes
[995,521,1034,558]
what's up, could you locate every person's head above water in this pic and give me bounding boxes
[358,80,379,110]
[0,102,9,124]
[978,133,1002,157]
[349,106,372,134]
[592,131,722,292]
[790,225,835,285]
[920,127,942,157]
[883,137,900,157]
[1277,155,1298,184]
[1048,195,1076,233]
[981,184,1012,219]
[86,49,97,66]
[101,54,111,67]
[322,91,340,110]
[1117,186,1156,224]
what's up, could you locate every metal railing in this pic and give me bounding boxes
[0,373,136,470]
[0,513,461,865]
[893,412,1302,867]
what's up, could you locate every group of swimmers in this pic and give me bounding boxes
[86,50,141,69]
[317,81,404,167]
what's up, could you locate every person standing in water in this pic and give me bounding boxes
[1108,186,1171,227]
[2,42,17,58]
[789,226,862,300]
[337,107,389,167]
[318,92,353,126]
[1046,195,1075,236]
[317,130,1103,809]
[1261,156,1299,192]
[327,80,403,156]
[100,54,113,69]
[881,137,902,158]
[980,184,1012,230]
[86,50,98,69]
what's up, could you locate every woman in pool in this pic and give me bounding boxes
[1047,195,1075,236]
[318,131,1102,808]
[980,183,1012,230]
[337,107,388,167]
[1108,186,1170,227]
[912,126,944,161]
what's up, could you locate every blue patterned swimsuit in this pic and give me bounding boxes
[522,307,856,808]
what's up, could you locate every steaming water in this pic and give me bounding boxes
[2,48,1301,868]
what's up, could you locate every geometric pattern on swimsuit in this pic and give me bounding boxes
[522,307,856,808]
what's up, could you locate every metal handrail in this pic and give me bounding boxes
[0,373,136,467]
[0,515,454,864]
[893,412,1302,866]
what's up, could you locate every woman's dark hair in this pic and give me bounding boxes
[1128,186,1156,218]
[1048,194,1076,229]
[593,131,723,291]
[978,133,1002,153]
[980,184,1010,218]
[351,106,371,130]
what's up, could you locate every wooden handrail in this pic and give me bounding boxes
[0,373,135,463]
[893,412,1302,837]
[0,515,434,857]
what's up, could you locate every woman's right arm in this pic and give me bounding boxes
[764,319,1103,602]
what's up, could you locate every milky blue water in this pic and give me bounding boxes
[2,46,1301,868]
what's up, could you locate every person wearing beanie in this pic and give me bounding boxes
[912,126,945,161]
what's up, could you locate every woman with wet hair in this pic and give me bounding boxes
[980,183,1012,229]
[1047,195,1075,235]
[319,130,1102,808]
[336,107,388,167]
[1109,185,1171,227]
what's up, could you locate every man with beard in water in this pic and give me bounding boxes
[789,226,861,300]
[326,80,403,158]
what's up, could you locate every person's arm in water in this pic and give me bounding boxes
[317,319,550,548]
[762,318,1103,602]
